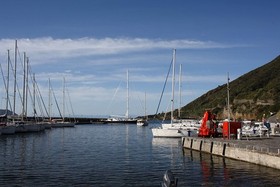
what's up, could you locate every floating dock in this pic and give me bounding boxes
[182,136,280,170]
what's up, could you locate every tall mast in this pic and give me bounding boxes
[33,73,36,118]
[48,78,51,120]
[6,50,11,116]
[145,92,147,120]
[63,77,65,121]
[227,72,231,139]
[25,57,29,117]
[13,40,17,116]
[22,52,26,120]
[126,69,129,119]
[227,72,230,121]
[178,64,182,118]
[171,49,176,124]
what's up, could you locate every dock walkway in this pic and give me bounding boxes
[182,136,280,170]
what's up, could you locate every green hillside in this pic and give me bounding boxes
[175,55,280,121]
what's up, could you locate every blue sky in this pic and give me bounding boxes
[0,0,279,117]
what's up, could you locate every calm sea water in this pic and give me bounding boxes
[0,122,279,187]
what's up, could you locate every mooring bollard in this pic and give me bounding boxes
[237,128,242,140]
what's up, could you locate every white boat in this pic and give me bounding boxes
[47,78,76,128]
[179,127,199,137]
[242,122,269,137]
[105,70,137,124]
[162,119,200,129]
[152,49,183,137]
[152,53,202,137]
[137,119,148,126]
[50,119,75,128]
[137,92,149,126]
[152,127,184,138]
[104,117,137,124]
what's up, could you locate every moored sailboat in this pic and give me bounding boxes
[104,70,137,124]
[151,49,193,137]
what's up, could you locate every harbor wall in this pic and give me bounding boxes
[182,137,280,170]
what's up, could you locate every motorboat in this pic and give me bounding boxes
[103,116,137,124]
[50,119,75,128]
[137,119,148,126]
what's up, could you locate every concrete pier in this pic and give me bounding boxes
[182,136,280,170]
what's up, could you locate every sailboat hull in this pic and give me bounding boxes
[151,128,183,138]
[1,125,16,135]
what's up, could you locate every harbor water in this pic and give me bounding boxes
[0,122,279,186]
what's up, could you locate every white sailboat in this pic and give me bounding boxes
[0,48,16,135]
[152,49,189,137]
[137,92,148,126]
[160,63,200,130]
[50,77,75,128]
[104,70,137,124]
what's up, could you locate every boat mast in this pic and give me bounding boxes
[25,57,29,117]
[63,77,65,121]
[126,69,129,119]
[33,73,36,119]
[48,78,51,120]
[22,52,26,120]
[6,50,11,116]
[171,49,176,125]
[227,72,230,121]
[227,72,231,139]
[145,92,147,120]
[178,64,182,119]
[13,40,17,117]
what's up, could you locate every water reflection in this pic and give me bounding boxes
[0,124,279,187]
[181,148,280,186]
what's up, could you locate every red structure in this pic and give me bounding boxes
[198,110,218,137]
[222,121,241,139]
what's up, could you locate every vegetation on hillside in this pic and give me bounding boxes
[156,55,280,121]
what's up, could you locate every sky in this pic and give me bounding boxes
[0,0,279,118]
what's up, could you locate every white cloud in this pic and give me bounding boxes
[0,37,237,64]
[0,37,244,116]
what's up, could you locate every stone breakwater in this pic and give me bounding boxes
[182,136,280,170]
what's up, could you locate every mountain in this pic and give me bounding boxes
[0,109,14,116]
[175,55,280,121]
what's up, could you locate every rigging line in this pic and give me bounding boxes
[50,82,62,118]
[66,88,75,120]
[155,58,173,116]
[35,92,44,118]
[0,63,12,113]
[9,54,24,108]
[105,80,122,116]
[26,76,45,118]
[35,81,49,118]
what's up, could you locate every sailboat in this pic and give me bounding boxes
[0,48,16,134]
[151,49,198,138]
[104,70,137,124]
[137,92,148,126]
[50,77,75,128]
